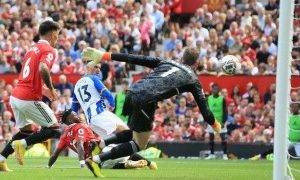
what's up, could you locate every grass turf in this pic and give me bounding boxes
[1,157,300,180]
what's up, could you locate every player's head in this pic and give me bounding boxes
[86,63,101,75]
[290,103,300,115]
[182,47,199,67]
[61,109,82,125]
[211,83,220,96]
[39,20,61,47]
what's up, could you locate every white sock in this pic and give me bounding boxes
[92,155,101,163]
[99,140,106,149]
[0,154,6,162]
[20,139,28,148]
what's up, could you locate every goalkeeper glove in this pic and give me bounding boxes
[81,47,111,67]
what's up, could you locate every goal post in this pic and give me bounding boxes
[273,1,294,180]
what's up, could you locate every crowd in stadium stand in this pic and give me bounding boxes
[0,0,300,150]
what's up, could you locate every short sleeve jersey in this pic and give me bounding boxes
[12,40,57,101]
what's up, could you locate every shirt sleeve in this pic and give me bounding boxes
[71,94,80,112]
[90,75,115,108]
[40,50,55,68]
[111,53,161,69]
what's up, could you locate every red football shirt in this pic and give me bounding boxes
[12,40,56,101]
[57,123,99,158]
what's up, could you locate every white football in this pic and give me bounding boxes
[221,55,241,75]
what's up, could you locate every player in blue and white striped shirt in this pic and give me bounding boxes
[71,64,128,138]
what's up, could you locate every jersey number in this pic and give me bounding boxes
[160,67,180,77]
[22,57,31,78]
[78,85,91,103]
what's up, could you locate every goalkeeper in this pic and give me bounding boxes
[81,47,222,165]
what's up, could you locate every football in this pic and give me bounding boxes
[221,55,241,75]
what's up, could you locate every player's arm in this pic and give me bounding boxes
[48,147,64,168]
[185,82,216,126]
[76,140,86,168]
[76,127,87,168]
[39,51,55,90]
[71,94,81,113]
[48,134,67,168]
[90,75,115,109]
[81,47,160,68]
[39,62,54,90]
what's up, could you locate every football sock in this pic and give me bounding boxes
[25,127,60,146]
[1,131,31,159]
[112,162,126,169]
[130,153,151,166]
[209,133,215,154]
[103,130,133,147]
[220,133,227,154]
[221,141,227,154]
[93,140,139,163]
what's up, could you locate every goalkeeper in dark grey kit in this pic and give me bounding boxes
[81,47,221,165]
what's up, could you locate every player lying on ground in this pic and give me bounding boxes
[48,109,156,176]
[0,20,61,172]
[47,109,103,177]
[81,47,221,166]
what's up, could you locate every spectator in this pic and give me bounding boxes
[54,74,73,94]
[164,31,179,51]
[175,96,188,116]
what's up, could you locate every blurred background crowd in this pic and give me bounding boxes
[0,0,300,151]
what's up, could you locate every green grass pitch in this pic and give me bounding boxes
[1,157,300,179]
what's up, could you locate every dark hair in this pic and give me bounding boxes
[182,47,199,66]
[212,83,220,89]
[61,109,72,124]
[39,20,61,36]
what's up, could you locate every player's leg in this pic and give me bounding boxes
[205,133,216,160]
[11,99,60,165]
[129,153,158,170]
[90,111,132,149]
[0,96,35,170]
[91,109,153,164]
[98,130,133,149]
[0,125,34,170]
[220,132,228,160]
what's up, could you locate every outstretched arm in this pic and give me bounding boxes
[76,140,86,168]
[111,53,160,68]
[181,82,215,126]
[48,147,64,168]
[81,47,161,68]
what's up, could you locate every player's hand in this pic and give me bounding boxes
[49,89,58,101]
[80,160,86,169]
[81,47,103,67]
[42,87,57,101]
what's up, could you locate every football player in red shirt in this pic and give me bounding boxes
[0,20,61,171]
[48,110,155,177]
[48,109,103,177]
